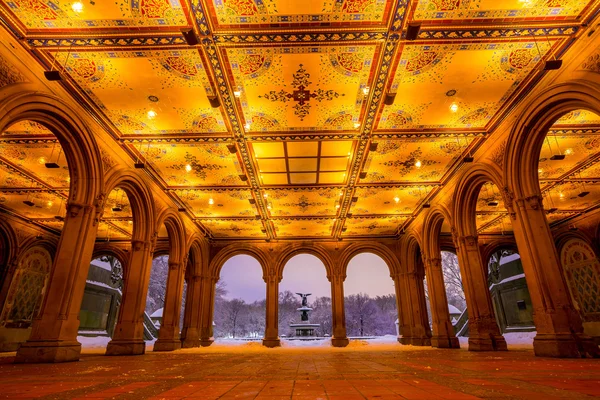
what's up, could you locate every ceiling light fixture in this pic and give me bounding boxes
[244,123,251,130]
[449,102,459,113]
[181,28,199,46]
[208,198,214,205]
[406,23,421,41]
[267,203,272,210]
[384,92,396,106]
[147,110,157,119]
[185,164,192,172]
[394,197,400,203]
[234,90,242,98]
[354,123,360,129]
[336,204,340,209]
[362,87,370,96]
[564,148,573,156]
[71,2,84,13]
[208,96,220,108]
[415,160,422,168]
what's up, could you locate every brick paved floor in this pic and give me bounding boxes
[0,343,599,399]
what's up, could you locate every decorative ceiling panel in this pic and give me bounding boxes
[199,218,266,238]
[362,138,472,183]
[204,0,394,28]
[139,143,244,187]
[223,45,378,133]
[97,220,130,240]
[351,186,433,215]
[412,0,593,23]
[51,49,226,135]
[3,120,53,135]
[378,41,555,131]
[263,188,341,217]
[0,142,70,188]
[478,214,512,234]
[554,110,600,126]
[1,0,190,31]
[175,189,257,217]
[272,218,334,237]
[544,181,600,211]
[343,216,408,237]
[0,191,66,219]
[538,134,598,180]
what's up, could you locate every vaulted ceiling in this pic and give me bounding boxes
[0,0,599,241]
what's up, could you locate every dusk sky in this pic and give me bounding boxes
[219,252,395,303]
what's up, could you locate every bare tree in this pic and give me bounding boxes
[145,255,168,314]
[222,298,245,338]
[345,293,378,337]
[441,251,466,311]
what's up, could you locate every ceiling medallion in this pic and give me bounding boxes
[259,64,343,121]
[148,95,159,102]
[446,89,457,97]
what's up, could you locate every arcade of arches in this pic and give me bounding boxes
[0,0,600,377]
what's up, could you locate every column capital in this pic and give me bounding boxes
[327,274,346,283]
[425,257,442,268]
[263,274,282,284]
[168,261,180,270]
[458,235,479,249]
[515,194,544,211]
[201,274,219,283]
[131,240,152,252]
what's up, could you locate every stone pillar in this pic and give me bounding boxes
[181,275,202,348]
[106,239,154,356]
[262,274,281,348]
[509,194,598,357]
[392,273,409,344]
[199,275,217,347]
[456,235,506,351]
[396,271,431,346]
[424,257,460,348]
[154,260,185,352]
[330,274,349,347]
[15,202,99,363]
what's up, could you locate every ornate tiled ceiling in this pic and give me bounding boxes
[0,0,599,241]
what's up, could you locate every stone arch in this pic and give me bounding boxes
[504,79,600,200]
[399,233,424,274]
[186,238,205,277]
[339,242,400,277]
[156,208,187,266]
[276,245,334,278]
[104,169,155,243]
[422,205,453,260]
[0,92,104,207]
[453,163,504,238]
[0,220,18,278]
[208,244,269,279]
[480,239,519,268]
[91,244,130,271]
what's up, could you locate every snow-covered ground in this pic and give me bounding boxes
[76,332,536,354]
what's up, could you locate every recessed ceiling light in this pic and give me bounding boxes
[564,148,573,156]
[336,204,340,209]
[267,203,272,210]
[208,198,214,205]
[263,193,268,198]
[415,160,422,168]
[394,197,400,203]
[354,123,360,128]
[72,2,84,13]
[185,164,192,172]
[449,102,459,113]
[234,90,241,97]
[244,123,251,130]
[362,87,369,96]
[147,110,157,119]
[47,201,53,208]
[38,157,46,164]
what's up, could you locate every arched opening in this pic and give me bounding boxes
[439,250,466,335]
[0,119,69,351]
[538,109,600,343]
[213,254,265,342]
[344,252,397,341]
[146,253,168,338]
[77,254,124,350]
[279,254,331,344]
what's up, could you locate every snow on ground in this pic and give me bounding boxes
[76,333,535,354]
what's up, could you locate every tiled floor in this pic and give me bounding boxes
[0,343,599,399]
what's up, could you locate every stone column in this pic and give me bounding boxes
[15,202,99,363]
[509,194,597,357]
[262,274,281,348]
[398,271,432,346]
[392,273,409,343]
[456,235,506,351]
[106,239,154,356]
[181,275,202,348]
[199,275,217,347]
[330,274,349,347]
[424,257,460,348]
[154,260,185,352]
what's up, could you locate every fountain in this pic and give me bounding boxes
[289,292,320,337]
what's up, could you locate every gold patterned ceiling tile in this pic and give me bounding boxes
[1,0,190,31]
[362,138,472,183]
[351,186,434,215]
[0,191,66,219]
[538,134,599,179]
[264,188,341,217]
[379,41,556,131]
[478,214,512,234]
[272,218,334,238]
[223,45,378,133]
[412,0,593,23]
[554,110,600,126]
[205,0,393,28]
[50,49,226,136]
[175,189,256,218]
[544,181,600,211]
[343,216,408,237]
[3,120,53,135]
[139,143,244,187]
[199,218,267,239]
[0,142,70,188]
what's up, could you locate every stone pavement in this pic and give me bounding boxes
[0,343,599,399]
